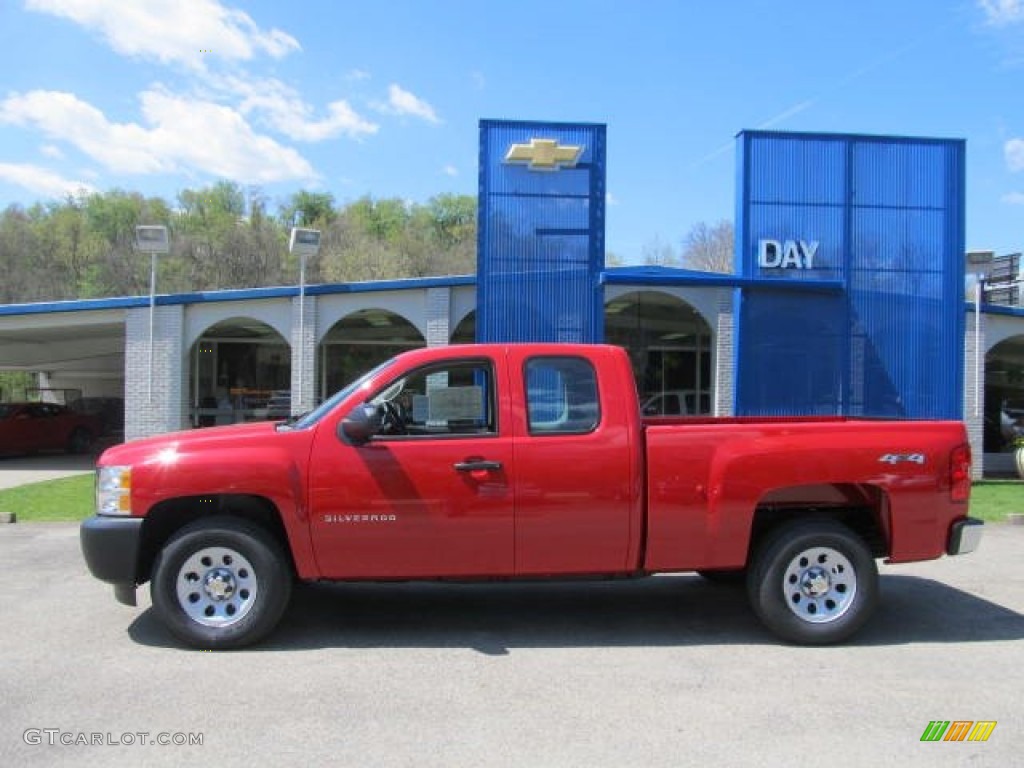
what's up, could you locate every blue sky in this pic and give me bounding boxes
[0,0,1022,263]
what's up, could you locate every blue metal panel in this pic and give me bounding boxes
[477,120,606,343]
[736,131,965,419]
[845,138,965,418]
[738,133,847,282]
[740,289,848,415]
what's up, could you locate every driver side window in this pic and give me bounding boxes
[369,360,497,438]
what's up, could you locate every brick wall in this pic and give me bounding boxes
[714,295,735,417]
[124,304,185,441]
[290,295,317,415]
[963,310,985,479]
[425,287,451,347]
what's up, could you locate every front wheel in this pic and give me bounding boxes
[151,517,292,649]
[747,520,878,645]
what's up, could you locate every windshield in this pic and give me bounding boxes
[286,358,396,430]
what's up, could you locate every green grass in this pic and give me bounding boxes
[0,474,93,522]
[967,481,1024,523]
[0,474,1020,524]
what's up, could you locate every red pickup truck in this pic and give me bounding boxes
[80,344,981,649]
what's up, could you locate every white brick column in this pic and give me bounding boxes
[125,304,186,441]
[714,294,735,416]
[425,286,451,347]
[963,309,985,479]
[290,295,317,414]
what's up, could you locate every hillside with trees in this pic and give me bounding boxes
[0,182,477,303]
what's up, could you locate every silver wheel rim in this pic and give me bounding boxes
[782,546,856,624]
[175,546,258,627]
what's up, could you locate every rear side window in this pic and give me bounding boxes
[525,357,600,435]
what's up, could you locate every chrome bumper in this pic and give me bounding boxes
[947,517,984,556]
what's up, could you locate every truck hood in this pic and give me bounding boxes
[98,421,285,466]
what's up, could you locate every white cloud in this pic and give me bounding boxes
[606,192,619,206]
[1,90,165,173]
[220,75,378,141]
[1007,138,1024,171]
[374,84,440,124]
[40,144,64,159]
[471,71,486,90]
[0,162,96,198]
[442,165,458,177]
[978,0,1024,25]
[347,69,371,81]
[1003,191,1024,204]
[26,0,300,69]
[1,89,316,183]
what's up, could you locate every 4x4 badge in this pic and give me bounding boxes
[878,453,926,465]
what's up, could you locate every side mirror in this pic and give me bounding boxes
[339,403,380,445]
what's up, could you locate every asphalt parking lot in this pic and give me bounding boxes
[0,522,1021,768]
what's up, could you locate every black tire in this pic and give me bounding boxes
[697,568,747,585]
[747,520,878,645]
[67,427,94,454]
[150,516,292,649]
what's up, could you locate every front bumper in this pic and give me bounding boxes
[80,515,143,605]
[947,517,984,556]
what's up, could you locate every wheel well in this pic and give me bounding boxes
[748,485,890,562]
[136,495,295,584]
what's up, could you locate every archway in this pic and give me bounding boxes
[189,317,291,426]
[319,308,426,399]
[451,311,476,344]
[604,291,714,415]
[984,334,1024,457]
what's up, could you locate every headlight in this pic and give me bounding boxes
[96,465,132,516]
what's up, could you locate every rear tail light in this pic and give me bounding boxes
[950,443,971,503]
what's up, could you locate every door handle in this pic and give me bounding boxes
[453,460,503,472]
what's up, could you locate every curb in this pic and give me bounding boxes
[1,512,16,524]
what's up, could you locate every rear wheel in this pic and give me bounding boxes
[151,517,292,649]
[747,520,878,644]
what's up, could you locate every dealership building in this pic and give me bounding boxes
[1,122,1023,478]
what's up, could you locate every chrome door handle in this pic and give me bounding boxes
[453,460,503,472]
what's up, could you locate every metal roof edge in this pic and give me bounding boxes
[0,275,478,316]
[600,269,844,293]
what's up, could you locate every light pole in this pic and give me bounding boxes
[288,227,321,415]
[135,225,170,404]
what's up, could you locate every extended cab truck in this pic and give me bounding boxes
[80,344,982,649]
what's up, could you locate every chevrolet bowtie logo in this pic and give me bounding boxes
[504,138,583,171]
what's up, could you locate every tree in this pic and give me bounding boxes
[83,190,172,296]
[176,181,278,290]
[279,190,336,228]
[681,219,734,273]
[0,205,40,302]
[641,236,679,267]
[0,371,36,401]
